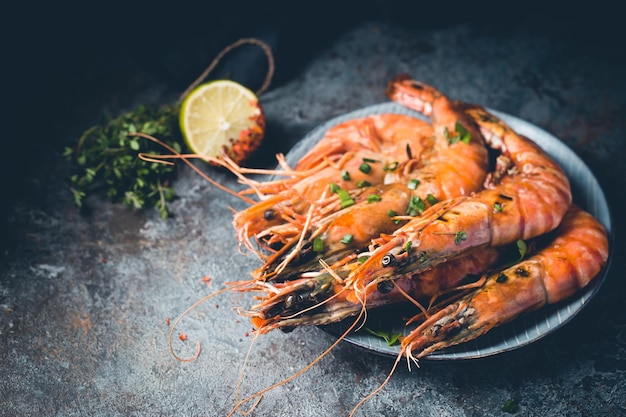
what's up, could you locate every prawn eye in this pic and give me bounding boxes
[264,209,276,221]
[381,253,395,267]
[377,280,394,294]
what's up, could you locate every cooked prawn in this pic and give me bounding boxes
[343,103,572,289]
[401,204,609,359]
[243,246,502,333]
[253,77,490,282]
[232,114,434,253]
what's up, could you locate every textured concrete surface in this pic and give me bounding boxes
[2,3,625,417]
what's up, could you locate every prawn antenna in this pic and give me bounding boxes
[132,132,257,204]
[349,348,405,417]
[226,304,367,417]
[168,283,249,362]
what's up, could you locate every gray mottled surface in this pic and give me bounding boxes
[2,4,625,417]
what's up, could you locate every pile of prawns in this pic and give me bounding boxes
[166,74,609,415]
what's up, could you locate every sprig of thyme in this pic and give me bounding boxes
[433,230,468,245]
[64,103,182,218]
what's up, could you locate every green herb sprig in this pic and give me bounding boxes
[365,328,403,346]
[501,239,528,269]
[64,104,182,218]
[433,230,468,245]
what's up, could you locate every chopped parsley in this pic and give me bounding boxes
[337,189,355,209]
[313,238,324,252]
[433,230,468,245]
[454,231,468,245]
[359,163,372,174]
[406,195,426,216]
[516,239,527,260]
[501,239,529,269]
[340,234,354,244]
[444,121,471,144]
[407,179,420,190]
[367,194,382,203]
[426,194,438,205]
[383,161,399,171]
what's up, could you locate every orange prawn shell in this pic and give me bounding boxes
[295,113,433,171]
[400,205,610,358]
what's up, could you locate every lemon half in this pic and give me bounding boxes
[179,80,265,164]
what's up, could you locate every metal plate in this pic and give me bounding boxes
[283,102,613,360]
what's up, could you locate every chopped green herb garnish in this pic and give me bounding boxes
[418,251,428,263]
[357,256,369,263]
[502,239,529,269]
[407,179,420,190]
[329,182,340,193]
[384,161,399,171]
[367,194,382,203]
[313,238,324,252]
[433,230,468,245]
[341,170,351,181]
[444,121,471,144]
[365,328,402,346]
[362,157,379,163]
[516,239,527,260]
[455,122,471,143]
[337,189,355,209]
[359,163,371,174]
[356,180,371,188]
[387,209,400,224]
[454,231,467,245]
[340,234,354,244]
[405,241,412,253]
[406,195,426,216]
[426,194,438,205]
[494,202,503,212]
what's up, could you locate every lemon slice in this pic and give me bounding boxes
[179,80,265,164]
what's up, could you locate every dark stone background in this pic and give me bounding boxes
[2,2,624,416]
